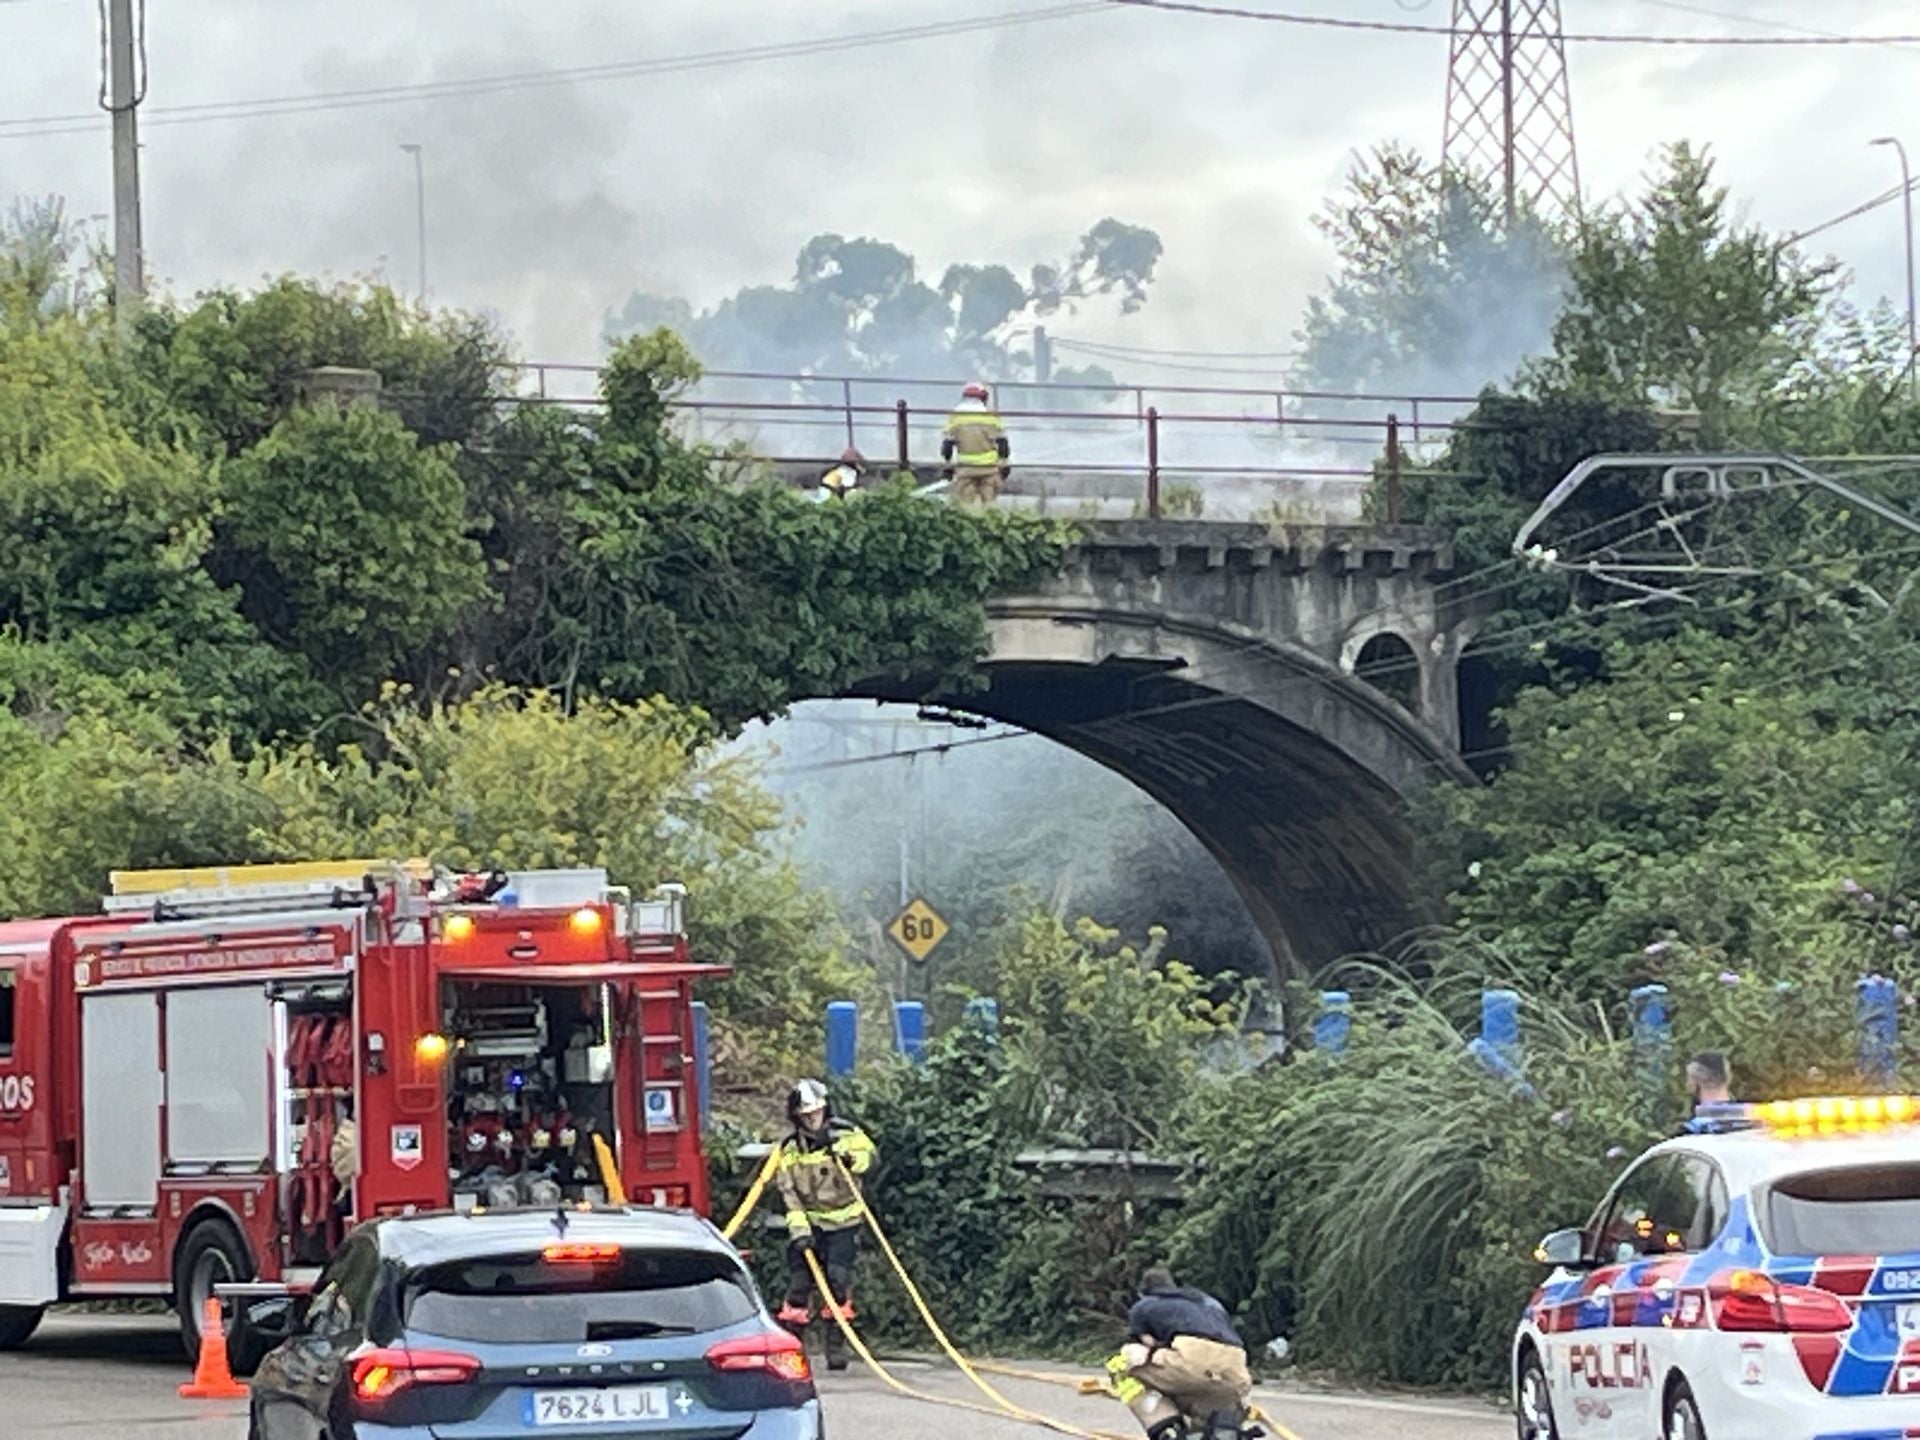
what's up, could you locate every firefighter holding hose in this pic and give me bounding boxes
[1109,1265,1257,1440]
[772,1078,877,1371]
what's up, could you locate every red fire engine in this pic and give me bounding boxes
[0,860,722,1368]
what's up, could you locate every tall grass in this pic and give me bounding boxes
[1171,968,1651,1386]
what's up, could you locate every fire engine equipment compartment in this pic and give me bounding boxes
[444,980,618,1207]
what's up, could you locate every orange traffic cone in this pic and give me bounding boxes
[179,1296,249,1400]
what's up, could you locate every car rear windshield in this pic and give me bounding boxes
[1764,1163,1920,1257]
[404,1246,757,1344]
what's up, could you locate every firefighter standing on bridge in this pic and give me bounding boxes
[941,381,1010,505]
[772,1078,877,1371]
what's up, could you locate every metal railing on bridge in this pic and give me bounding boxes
[499,362,1488,520]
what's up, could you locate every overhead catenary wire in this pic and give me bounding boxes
[1101,0,1920,45]
[1051,337,1303,362]
[1788,178,1919,246]
[1624,0,1920,53]
[1049,341,1303,379]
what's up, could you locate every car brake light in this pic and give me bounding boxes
[1708,1270,1854,1332]
[707,1329,812,1383]
[542,1242,621,1264]
[350,1347,480,1402]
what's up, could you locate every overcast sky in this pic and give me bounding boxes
[3,0,1917,368]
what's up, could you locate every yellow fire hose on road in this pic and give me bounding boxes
[721,1145,1298,1440]
[720,1146,782,1241]
[800,1246,1139,1440]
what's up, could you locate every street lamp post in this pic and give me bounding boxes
[399,143,427,305]
[1871,136,1917,401]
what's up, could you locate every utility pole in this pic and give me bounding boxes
[107,0,146,341]
[399,143,427,304]
[1033,325,1053,384]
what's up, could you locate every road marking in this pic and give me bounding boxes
[973,1364,1500,1424]
[1257,1389,1501,1420]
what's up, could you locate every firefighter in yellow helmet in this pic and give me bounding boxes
[816,446,864,502]
[772,1078,877,1371]
[941,382,1010,506]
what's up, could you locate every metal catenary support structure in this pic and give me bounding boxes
[1442,0,1581,222]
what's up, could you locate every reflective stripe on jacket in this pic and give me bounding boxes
[775,1118,877,1233]
[944,405,1007,468]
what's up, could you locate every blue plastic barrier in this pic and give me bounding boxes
[1468,1036,1538,1098]
[1313,990,1352,1055]
[1858,975,1899,1089]
[826,1001,858,1078]
[1481,989,1521,1062]
[894,1000,927,1064]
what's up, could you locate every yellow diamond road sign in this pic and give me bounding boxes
[887,897,950,962]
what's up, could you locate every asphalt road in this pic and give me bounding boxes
[4,1313,1509,1440]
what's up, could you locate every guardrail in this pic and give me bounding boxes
[497,363,1490,520]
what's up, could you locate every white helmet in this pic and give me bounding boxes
[787,1078,829,1121]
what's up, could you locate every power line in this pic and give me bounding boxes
[0,3,1106,139]
[1051,336,1302,361]
[1628,0,1919,52]
[767,729,1037,778]
[1788,179,1918,246]
[1051,339,1300,378]
[1102,0,1920,45]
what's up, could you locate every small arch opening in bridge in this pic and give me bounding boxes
[1353,633,1422,716]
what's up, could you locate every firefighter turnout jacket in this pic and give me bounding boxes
[775,1118,877,1235]
[942,399,1009,473]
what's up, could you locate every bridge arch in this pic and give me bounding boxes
[1350,631,1423,717]
[843,522,1480,974]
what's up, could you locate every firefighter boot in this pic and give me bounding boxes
[1146,1419,1192,1440]
[823,1291,853,1372]
[1201,1410,1250,1440]
[775,1302,811,1339]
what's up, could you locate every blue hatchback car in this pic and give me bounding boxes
[243,1207,821,1440]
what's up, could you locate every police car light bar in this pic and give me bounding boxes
[1694,1095,1918,1138]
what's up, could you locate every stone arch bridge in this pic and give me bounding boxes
[849,520,1483,973]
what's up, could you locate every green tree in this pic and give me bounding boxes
[1297,144,1568,396]
[0,306,314,737]
[132,277,505,454]
[993,914,1246,1149]
[504,336,1070,726]
[217,404,488,693]
[1533,142,1837,439]
[0,685,866,1078]
[1431,627,1907,1003]
[0,195,91,323]
[602,221,1161,386]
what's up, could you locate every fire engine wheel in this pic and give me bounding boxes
[0,1303,44,1350]
[175,1218,267,1375]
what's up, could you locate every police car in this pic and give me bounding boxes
[1513,1095,1920,1440]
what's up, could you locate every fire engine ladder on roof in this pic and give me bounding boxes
[102,861,418,918]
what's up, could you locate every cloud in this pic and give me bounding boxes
[0,0,1911,358]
